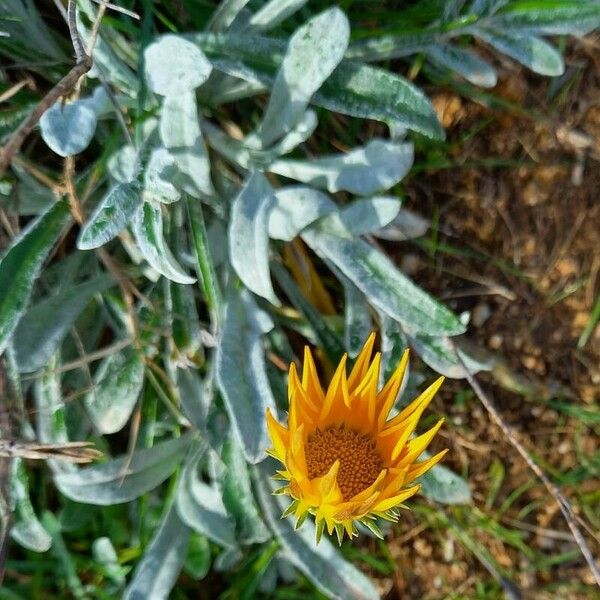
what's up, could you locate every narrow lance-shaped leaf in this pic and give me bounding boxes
[247,0,308,32]
[407,333,494,379]
[190,33,443,139]
[132,201,196,285]
[186,197,223,330]
[10,459,52,552]
[318,196,402,237]
[54,434,193,505]
[160,91,213,197]
[490,2,600,35]
[253,7,349,147]
[269,140,414,196]
[215,289,276,463]
[427,44,497,88]
[229,172,279,305]
[268,186,335,242]
[13,274,114,373]
[77,182,142,250]
[123,502,191,600]
[341,278,373,358]
[303,230,465,336]
[176,441,237,547]
[0,198,70,355]
[84,346,145,435]
[474,29,564,76]
[221,436,270,544]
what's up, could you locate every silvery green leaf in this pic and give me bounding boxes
[469,0,509,14]
[378,312,409,381]
[407,334,494,378]
[92,537,126,586]
[160,91,213,196]
[77,182,142,250]
[205,110,317,169]
[11,163,54,215]
[82,86,112,117]
[254,8,349,147]
[10,459,52,552]
[193,33,442,138]
[268,186,335,241]
[177,367,209,431]
[184,534,211,580]
[221,436,270,544]
[0,199,70,355]
[176,442,237,547]
[229,172,279,305]
[264,109,317,158]
[319,196,402,237]
[123,502,191,600]
[488,3,600,35]
[84,346,144,434]
[427,45,497,88]
[207,0,252,31]
[40,100,97,157]
[269,139,413,195]
[132,201,196,284]
[475,29,564,76]
[54,433,193,505]
[374,208,430,241]
[143,147,180,204]
[303,230,465,336]
[419,459,471,504]
[248,0,308,31]
[76,12,138,95]
[34,360,81,474]
[107,145,138,183]
[13,274,114,373]
[171,280,203,357]
[341,278,372,358]
[145,35,212,95]
[254,464,379,600]
[216,289,276,463]
[346,31,441,61]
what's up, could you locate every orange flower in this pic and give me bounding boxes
[266,333,448,543]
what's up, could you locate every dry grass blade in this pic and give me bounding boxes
[451,341,600,589]
[0,440,102,463]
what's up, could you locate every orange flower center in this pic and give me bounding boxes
[305,424,383,500]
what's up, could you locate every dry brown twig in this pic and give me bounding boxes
[451,341,600,589]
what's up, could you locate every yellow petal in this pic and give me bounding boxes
[378,467,408,501]
[404,449,449,484]
[348,469,387,503]
[396,419,445,467]
[266,409,289,461]
[302,346,325,403]
[347,332,376,391]
[386,376,444,430]
[373,485,421,513]
[376,348,409,429]
[318,460,341,502]
[319,354,348,423]
[351,352,381,420]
